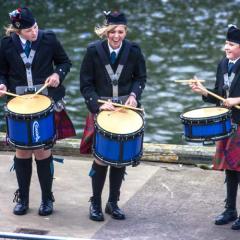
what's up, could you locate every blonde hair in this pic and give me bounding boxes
[4,24,20,36]
[95,24,127,38]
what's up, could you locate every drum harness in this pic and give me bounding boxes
[12,32,65,112]
[219,68,240,138]
[94,40,131,103]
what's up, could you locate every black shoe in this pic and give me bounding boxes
[231,217,240,230]
[105,202,125,220]
[215,209,238,225]
[89,202,104,221]
[13,200,29,215]
[38,200,53,216]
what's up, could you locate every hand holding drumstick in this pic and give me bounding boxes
[0,84,7,97]
[189,77,240,109]
[45,73,60,88]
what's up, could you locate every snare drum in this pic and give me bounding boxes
[5,94,56,149]
[93,108,144,166]
[180,107,233,142]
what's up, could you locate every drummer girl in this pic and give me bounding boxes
[80,11,146,221]
[0,7,75,216]
[190,25,240,230]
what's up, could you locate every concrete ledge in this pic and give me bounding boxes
[0,132,215,165]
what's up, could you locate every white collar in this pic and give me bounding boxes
[229,57,240,64]
[19,35,28,45]
[108,42,122,56]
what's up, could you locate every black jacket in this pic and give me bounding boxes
[203,57,240,123]
[0,30,71,102]
[80,39,147,113]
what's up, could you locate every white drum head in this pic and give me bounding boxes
[182,107,229,118]
[96,108,143,134]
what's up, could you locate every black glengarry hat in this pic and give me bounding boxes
[226,25,240,44]
[9,7,35,29]
[104,11,127,25]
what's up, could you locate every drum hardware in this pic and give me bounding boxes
[24,86,36,94]
[203,140,215,146]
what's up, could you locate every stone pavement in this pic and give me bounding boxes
[0,152,239,240]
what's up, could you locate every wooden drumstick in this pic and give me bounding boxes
[98,99,144,111]
[175,79,205,83]
[0,90,25,98]
[198,86,240,110]
[32,82,50,97]
[107,107,125,116]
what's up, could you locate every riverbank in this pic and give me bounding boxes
[0,132,215,165]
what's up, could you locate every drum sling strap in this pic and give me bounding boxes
[224,73,235,98]
[11,31,43,91]
[95,40,131,99]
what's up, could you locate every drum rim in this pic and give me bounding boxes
[92,149,142,166]
[6,135,56,149]
[94,110,145,138]
[183,128,234,142]
[5,101,54,119]
[180,106,231,122]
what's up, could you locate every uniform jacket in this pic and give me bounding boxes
[0,30,71,102]
[80,39,147,113]
[203,57,240,123]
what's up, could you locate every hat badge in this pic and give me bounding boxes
[15,22,21,28]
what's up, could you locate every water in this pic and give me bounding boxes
[0,0,239,144]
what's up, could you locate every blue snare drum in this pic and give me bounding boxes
[180,107,233,142]
[5,94,56,149]
[93,108,144,166]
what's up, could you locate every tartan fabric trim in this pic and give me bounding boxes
[79,113,95,154]
[213,126,240,171]
[55,110,76,140]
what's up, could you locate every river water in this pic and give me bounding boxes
[1,0,240,144]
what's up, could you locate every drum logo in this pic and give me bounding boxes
[33,121,40,142]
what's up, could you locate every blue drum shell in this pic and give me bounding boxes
[5,103,56,149]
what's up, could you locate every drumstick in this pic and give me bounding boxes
[0,90,25,98]
[198,86,240,110]
[175,79,205,83]
[32,82,49,97]
[98,99,144,111]
[107,107,125,116]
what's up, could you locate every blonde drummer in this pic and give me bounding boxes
[80,11,146,221]
[190,25,240,230]
[0,7,75,216]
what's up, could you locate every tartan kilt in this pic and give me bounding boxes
[55,109,76,140]
[213,126,240,171]
[79,113,95,154]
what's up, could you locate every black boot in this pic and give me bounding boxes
[89,161,108,221]
[13,156,32,215]
[215,170,238,225]
[231,172,240,230]
[36,156,54,216]
[105,166,126,220]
